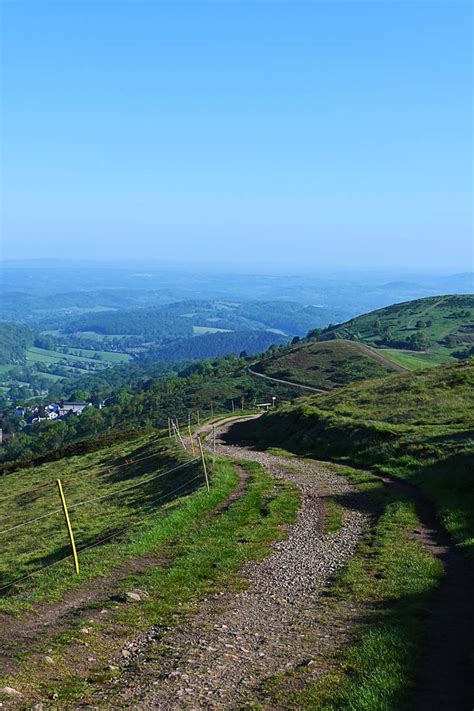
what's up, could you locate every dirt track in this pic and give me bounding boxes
[93,420,370,709]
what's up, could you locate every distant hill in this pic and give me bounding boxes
[253,339,399,390]
[145,330,288,362]
[63,299,345,340]
[316,294,474,367]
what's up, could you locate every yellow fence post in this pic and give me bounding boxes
[56,479,80,575]
[197,435,210,492]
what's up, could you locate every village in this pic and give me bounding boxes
[0,400,105,444]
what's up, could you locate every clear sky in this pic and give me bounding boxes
[1,1,472,272]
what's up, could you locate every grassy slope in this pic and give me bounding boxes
[0,432,200,596]
[246,360,474,558]
[318,294,474,366]
[255,339,395,389]
[0,458,299,705]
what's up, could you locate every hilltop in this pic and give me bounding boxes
[253,338,401,390]
[317,294,474,368]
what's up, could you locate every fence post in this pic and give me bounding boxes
[56,479,80,575]
[212,425,216,464]
[197,435,210,492]
[188,424,196,456]
[173,420,187,450]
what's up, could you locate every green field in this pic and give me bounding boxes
[67,348,131,363]
[26,345,130,366]
[192,325,232,335]
[381,347,455,370]
[255,339,396,389]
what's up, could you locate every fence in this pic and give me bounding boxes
[0,406,256,596]
[0,428,210,595]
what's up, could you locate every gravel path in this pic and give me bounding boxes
[102,421,369,709]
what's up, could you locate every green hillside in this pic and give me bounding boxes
[254,339,400,390]
[0,430,186,593]
[237,360,474,557]
[317,294,474,365]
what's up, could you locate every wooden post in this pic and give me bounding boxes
[197,435,210,492]
[173,420,187,450]
[188,424,196,456]
[231,400,235,413]
[196,410,200,424]
[56,479,80,575]
[167,417,172,438]
[212,425,216,464]
[241,396,244,411]
[210,403,214,417]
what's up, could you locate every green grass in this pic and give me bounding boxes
[323,497,344,534]
[319,294,473,358]
[256,339,394,390]
[0,459,300,705]
[263,463,443,710]
[62,348,131,363]
[26,345,130,365]
[192,325,232,335]
[243,360,474,560]
[0,364,16,376]
[382,348,455,370]
[0,432,200,600]
[26,346,94,364]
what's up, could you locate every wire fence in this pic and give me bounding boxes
[0,407,251,596]
[0,444,205,594]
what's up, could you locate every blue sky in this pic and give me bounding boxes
[1,1,472,272]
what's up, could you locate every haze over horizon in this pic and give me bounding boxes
[1,1,472,272]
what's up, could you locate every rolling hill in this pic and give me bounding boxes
[144,330,288,361]
[316,294,474,367]
[253,338,401,390]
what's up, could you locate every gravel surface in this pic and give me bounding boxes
[98,420,369,710]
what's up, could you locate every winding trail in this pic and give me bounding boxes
[4,413,471,709]
[96,418,370,709]
[101,415,474,710]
